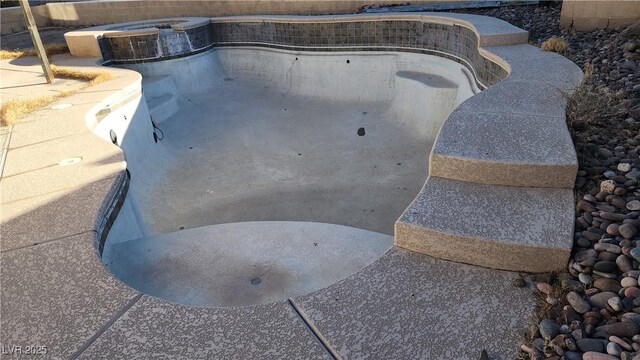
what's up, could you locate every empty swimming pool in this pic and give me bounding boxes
[90,16,494,307]
[99,48,477,306]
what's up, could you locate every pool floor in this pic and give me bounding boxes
[141,78,432,236]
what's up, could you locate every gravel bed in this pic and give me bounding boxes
[461,4,640,360]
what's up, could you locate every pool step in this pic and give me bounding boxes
[429,81,579,189]
[394,176,574,273]
[147,93,178,124]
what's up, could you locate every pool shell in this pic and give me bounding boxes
[66,13,583,274]
[1,12,583,359]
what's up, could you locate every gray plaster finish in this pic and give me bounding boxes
[1,176,120,251]
[430,111,578,188]
[77,295,330,360]
[293,246,535,360]
[395,176,574,272]
[0,232,140,359]
[104,221,393,307]
[140,81,431,236]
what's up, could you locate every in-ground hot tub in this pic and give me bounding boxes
[70,14,579,307]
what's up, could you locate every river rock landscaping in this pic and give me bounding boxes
[463,4,640,360]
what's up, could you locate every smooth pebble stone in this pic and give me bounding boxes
[608,296,623,312]
[583,352,619,360]
[619,163,633,172]
[630,247,640,262]
[572,329,585,340]
[590,292,619,309]
[610,336,633,351]
[607,341,622,356]
[601,180,617,193]
[633,334,640,343]
[582,257,598,267]
[621,312,640,325]
[595,261,618,273]
[577,249,600,262]
[584,231,603,241]
[580,273,594,285]
[540,319,560,340]
[622,277,639,288]
[627,200,640,211]
[581,200,599,212]
[621,352,633,360]
[595,243,622,254]
[605,171,618,178]
[597,322,640,338]
[599,212,628,222]
[560,324,571,334]
[547,295,559,305]
[585,194,599,202]
[599,251,619,262]
[618,255,634,273]
[593,270,617,279]
[537,282,554,295]
[607,223,621,235]
[625,287,640,297]
[568,291,592,313]
[619,223,638,239]
[578,237,593,247]
[595,278,623,293]
[565,352,584,360]
[578,338,605,352]
[609,196,628,209]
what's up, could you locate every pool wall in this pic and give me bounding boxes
[66,13,584,272]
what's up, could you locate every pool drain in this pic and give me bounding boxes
[251,277,262,285]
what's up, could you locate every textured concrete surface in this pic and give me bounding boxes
[293,247,535,360]
[0,12,574,358]
[395,176,574,272]
[485,44,584,91]
[0,57,85,102]
[430,111,577,188]
[104,221,393,306]
[77,295,331,360]
[1,176,120,251]
[0,233,140,359]
[428,44,582,189]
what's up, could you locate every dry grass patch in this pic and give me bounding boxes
[0,43,69,60]
[541,36,568,54]
[565,63,628,134]
[1,66,113,126]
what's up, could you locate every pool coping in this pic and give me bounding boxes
[1,12,581,358]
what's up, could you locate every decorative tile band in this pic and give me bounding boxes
[98,18,509,88]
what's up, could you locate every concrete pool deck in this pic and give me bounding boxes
[1,13,582,359]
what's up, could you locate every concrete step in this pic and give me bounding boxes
[429,81,578,189]
[102,221,393,307]
[147,93,178,124]
[394,176,574,272]
[141,75,176,100]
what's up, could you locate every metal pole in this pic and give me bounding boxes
[18,0,54,84]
